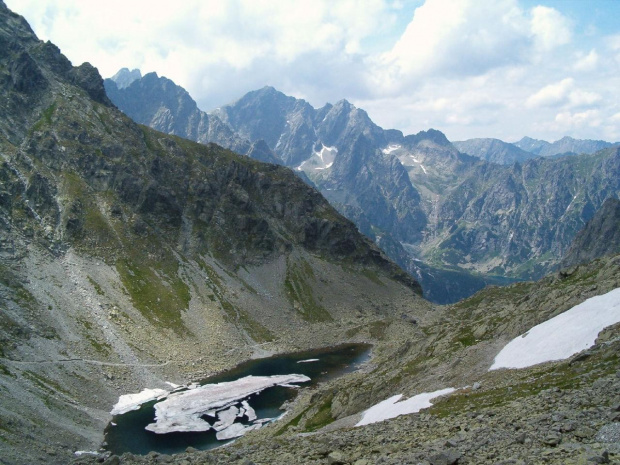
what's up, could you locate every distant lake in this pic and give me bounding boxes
[105,343,372,455]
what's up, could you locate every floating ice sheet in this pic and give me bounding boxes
[145,374,310,434]
[215,422,262,440]
[110,388,169,415]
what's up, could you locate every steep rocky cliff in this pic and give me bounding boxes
[561,197,620,268]
[212,88,620,284]
[0,5,424,464]
[103,73,279,164]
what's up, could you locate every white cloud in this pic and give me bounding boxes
[368,0,533,93]
[530,6,572,52]
[554,109,601,129]
[573,49,599,72]
[526,78,574,108]
[526,78,601,109]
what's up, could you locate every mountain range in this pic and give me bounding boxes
[106,72,620,303]
[2,3,620,465]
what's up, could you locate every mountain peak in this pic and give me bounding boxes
[405,128,451,147]
[110,67,142,89]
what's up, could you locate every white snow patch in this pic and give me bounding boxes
[74,451,99,457]
[420,164,427,174]
[356,388,456,426]
[145,374,310,434]
[297,358,320,363]
[315,162,333,170]
[382,144,401,154]
[490,287,620,370]
[110,388,169,415]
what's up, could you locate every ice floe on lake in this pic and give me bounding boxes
[356,387,456,426]
[490,287,620,370]
[110,388,169,415]
[145,374,310,434]
[297,358,320,363]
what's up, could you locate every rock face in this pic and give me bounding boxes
[104,73,280,164]
[453,138,537,165]
[0,5,423,464]
[561,197,620,268]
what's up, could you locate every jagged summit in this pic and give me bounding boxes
[109,67,142,89]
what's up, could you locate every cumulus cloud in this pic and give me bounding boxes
[530,6,572,51]
[367,0,533,93]
[573,49,599,72]
[526,78,575,108]
[526,78,601,109]
[554,110,601,129]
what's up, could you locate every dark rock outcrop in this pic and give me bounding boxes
[561,197,620,268]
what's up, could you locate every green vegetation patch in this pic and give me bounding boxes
[116,258,190,334]
[87,276,104,296]
[361,269,385,286]
[429,350,619,418]
[275,406,311,436]
[304,393,335,431]
[284,258,332,323]
[31,102,57,132]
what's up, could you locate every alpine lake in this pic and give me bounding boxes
[105,344,372,455]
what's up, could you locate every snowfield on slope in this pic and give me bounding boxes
[356,388,456,426]
[490,287,620,370]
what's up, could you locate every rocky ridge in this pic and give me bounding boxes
[104,74,279,164]
[514,135,618,158]
[212,88,620,297]
[452,138,537,165]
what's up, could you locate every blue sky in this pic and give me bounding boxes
[6,0,620,142]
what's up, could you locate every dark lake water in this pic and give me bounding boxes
[105,343,371,455]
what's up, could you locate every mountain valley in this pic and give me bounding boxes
[106,74,620,304]
[0,3,620,465]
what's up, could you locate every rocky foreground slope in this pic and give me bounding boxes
[74,251,620,465]
[0,3,423,464]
